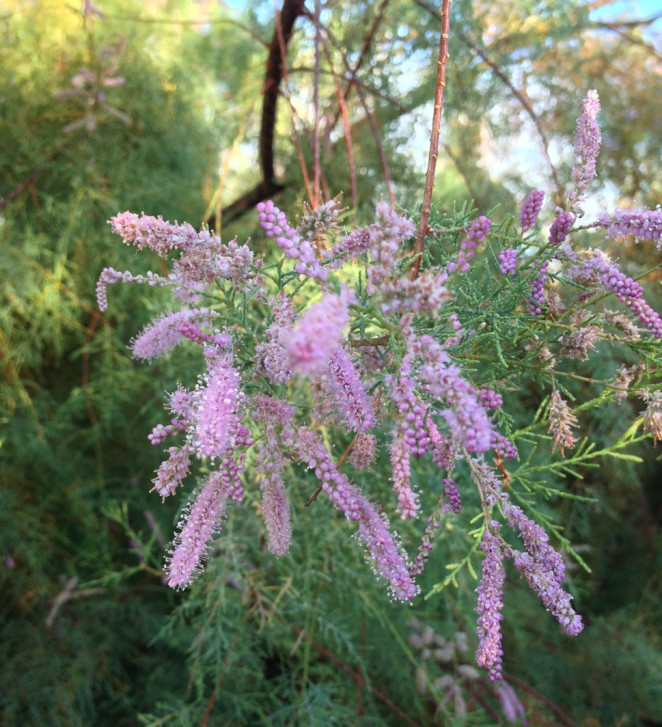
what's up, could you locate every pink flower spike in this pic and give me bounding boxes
[286,287,355,376]
[327,347,375,432]
[260,470,292,557]
[355,493,420,601]
[599,206,662,246]
[130,309,218,361]
[109,211,197,257]
[165,472,229,589]
[190,358,249,460]
[519,189,545,231]
[475,529,506,681]
[390,432,419,519]
[96,267,169,312]
[152,445,192,498]
[568,90,601,215]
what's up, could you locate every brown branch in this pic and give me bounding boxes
[413,0,564,204]
[592,23,662,62]
[312,0,322,207]
[262,0,305,192]
[208,0,305,226]
[502,671,580,727]
[313,15,395,205]
[458,30,564,199]
[45,577,107,628]
[591,12,662,29]
[409,0,451,281]
[325,0,391,135]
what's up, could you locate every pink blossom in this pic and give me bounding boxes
[568,90,601,215]
[189,357,251,461]
[165,472,229,589]
[348,433,377,470]
[152,445,192,498]
[257,200,327,281]
[475,529,506,681]
[327,347,375,432]
[129,309,218,361]
[390,432,419,519]
[599,206,662,246]
[96,267,169,312]
[109,211,197,257]
[519,189,545,231]
[286,287,355,376]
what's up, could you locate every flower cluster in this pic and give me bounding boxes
[96,89,662,686]
[567,89,601,216]
[519,189,545,231]
[599,206,662,246]
[448,216,491,274]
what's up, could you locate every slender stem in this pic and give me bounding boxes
[313,0,321,207]
[409,0,451,281]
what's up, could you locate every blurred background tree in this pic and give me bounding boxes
[1,0,661,724]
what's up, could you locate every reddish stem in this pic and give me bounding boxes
[409,0,451,281]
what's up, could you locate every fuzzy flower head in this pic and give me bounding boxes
[599,206,662,248]
[129,308,219,361]
[475,529,506,681]
[568,90,601,216]
[165,472,229,589]
[327,347,375,432]
[498,248,517,276]
[109,211,197,257]
[365,201,416,292]
[188,357,251,463]
[286,287,355,376]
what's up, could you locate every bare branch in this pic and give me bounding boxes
[208,0,305,226]
[409,0,451,281]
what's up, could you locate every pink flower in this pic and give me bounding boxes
[327,347,375,432]
[599,206,662,246]
[286,287,355,375]
[165,472,229,589]
[390,432,419,519]
[189,357,251,460]
[475,529,506,681]
[109,211,197,257]
[519,189,545,231]
[130,309,218,361]
[152,445,192,498]
[568,90,601,215]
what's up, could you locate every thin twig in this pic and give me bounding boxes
[0,144,68,213]
[209,0,305,225]
[312,0,322,207]
[311,12,394,205]
[101,12,269,45]
[45,578,107,628]
[325,0,391,134]
[409,0,451,281]
[502,671,580,727]
[456,30,563,200]
[413,0,564,202]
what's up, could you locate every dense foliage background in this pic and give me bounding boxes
[1,1,661,725]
